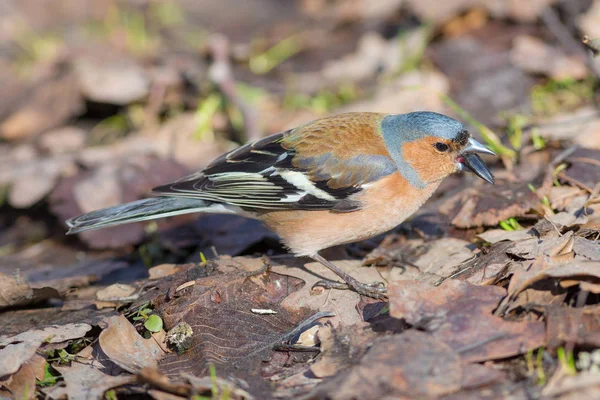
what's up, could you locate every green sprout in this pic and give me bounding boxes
[531,128,546,150]
[499,217,523,231]
[526,348,547,386]
[249,35,303,74]
[284,83,358,114]
[557,346,577,375]
[193,93,222,140]
[507,114,528,151]
[36,362,60,387]
[442,95,517,160]
[192,364,232,400]
[132,304,164,336]
[104,389,118,400]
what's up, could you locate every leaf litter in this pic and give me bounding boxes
[1,1,600,399]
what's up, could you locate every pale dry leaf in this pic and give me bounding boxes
[99,315,165,374]
[53,345,135,400]
[271,258,377,327]
[96,284,137,301]
[0,272,60,309]
[0,323,92,346]
[4,354,46,400]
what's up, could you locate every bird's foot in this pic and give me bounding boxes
[312,278,387,300]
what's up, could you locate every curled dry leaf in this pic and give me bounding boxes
[0,272,60,310]
[99,315,165,374]
[3,354,46,400]
[389,279,545,362]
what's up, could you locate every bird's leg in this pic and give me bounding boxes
[310,254,387,300]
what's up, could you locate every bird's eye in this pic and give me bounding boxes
[434,142,449,152]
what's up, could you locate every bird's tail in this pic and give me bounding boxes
[66,196,217,234]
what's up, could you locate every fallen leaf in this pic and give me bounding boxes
[440,183,539,228]
[389,279,545,362]
[0,323,92,346]
[3,354,46,400]
[38,126,86,155]
[0,72,83,140]
[0,322,92,377]
[152,257,314,394]
[503,257,600,311]
[51,344,135,400]
[546,306,600,350]
[558,148,600,193]
[476,228,537,244]
[308,330,462,399]
[75,57,149,105]
[0,272,60,310]
[510,35,587,80]
[96,284,137,302]
[0,342,40,378]
[309,323,377,379]
[99,315,165,374]
[271,258,380,327]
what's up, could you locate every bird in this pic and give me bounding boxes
[66,111,496,299]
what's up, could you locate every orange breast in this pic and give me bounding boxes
[259,172,441,256]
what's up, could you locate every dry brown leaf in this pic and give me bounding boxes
[510,35,587,80]
[0,72,83,140]
[0,323,92,347]
[0,342,40,378]
[440,183,539,228]
[3,354,46,400]
[546,306,600,350]
[0,323,92,377]
[96,284,137,302]
[52,345,135,400]
[309,323,377,379]
[149,257,314,394]
[558,149,600,193]
[0,272,60,310]
[308,330,462,399]
[74,57,149,105]
[99,315,165,374]
[504,258,600,309]
[271,258,379,327]
[149,264,182,280]
[476,229,536,244]
[389,279,545,362]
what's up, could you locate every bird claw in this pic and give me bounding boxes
[312,279,387,300]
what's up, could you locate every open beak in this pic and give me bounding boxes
[458,138,496,185]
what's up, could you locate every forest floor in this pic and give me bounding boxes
[1,0,600,399]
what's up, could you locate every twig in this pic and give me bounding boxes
[208,33,262,143]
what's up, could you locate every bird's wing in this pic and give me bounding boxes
[152,114,397,212]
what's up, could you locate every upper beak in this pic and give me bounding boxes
[458,138,496,185]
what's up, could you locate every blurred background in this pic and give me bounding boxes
[1,0,599,281]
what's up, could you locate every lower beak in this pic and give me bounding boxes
[458,138,496,185]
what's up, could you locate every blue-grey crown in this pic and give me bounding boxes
[382,111,467,142]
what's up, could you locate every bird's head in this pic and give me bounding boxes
[381,111,496,188]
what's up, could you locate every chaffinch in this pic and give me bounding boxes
[67,111,496,299]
